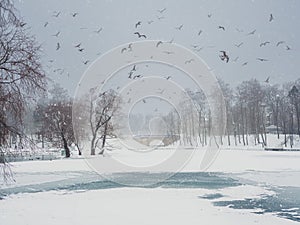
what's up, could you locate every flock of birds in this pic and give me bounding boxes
[31,6,293,85]
[41,10,103,76]
[125,10,290,84]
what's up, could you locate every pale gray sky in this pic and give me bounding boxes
[15,0,300,96]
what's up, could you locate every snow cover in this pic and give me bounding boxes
[1,135,300,225]
[1,187,296,225]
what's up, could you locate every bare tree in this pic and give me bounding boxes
[0,0,19,25]
[88,88,121,155]
[236,79,267,146]
[35,85,74,157]
[264,84,282,139]
[72,99,90,155]
[288,85,300,137]
[1,0,46,177]
[217,78,234,146]
[163,110,180,145]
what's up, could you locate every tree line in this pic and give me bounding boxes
[163,78,300,148]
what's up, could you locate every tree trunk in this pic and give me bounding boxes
[203,116,207,146]
[283,119,287,147]
[290,111,294,148]
[75,143,82,155]
[198,111,202,146]
[234,128,237,146]
[237,124,241,144]
[241,105,245,146]
[226,110,231,146]
[295,103,300,137]
[101,121,109,149]
[62,134,70,158]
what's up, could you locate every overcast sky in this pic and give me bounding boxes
[15,0,300,96]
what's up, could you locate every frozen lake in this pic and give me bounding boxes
[1,170,300,223]
[1,149,300,225]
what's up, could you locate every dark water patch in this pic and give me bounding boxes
[163,172,240,189]
[214,186,300,222]
[0,172,240,199]
[109,172,241,189]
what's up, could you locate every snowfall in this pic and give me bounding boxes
[1,134,300,225]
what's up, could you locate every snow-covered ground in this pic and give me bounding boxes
[1,187,296,225]
[1,138,300,225]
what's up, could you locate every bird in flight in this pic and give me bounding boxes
[157,88,165,94]
[168,38,174,44]
[265,76,270,83]
[94,27,103,34]
[166,76,171,80]
[71,12,78,17]
[83,60,90,65]
[157,7,166,13]
[52,31,60,37]
[53,68,63,73]
[208,13,212,18]
[260,41,270,47]
[242,62,248,66]
[56,43,60,51]
[269,13,274,22]
[18,22,26,27]
[235,42,243,48]
[128,71,133,79]
[175,24,184,30]
[142,99,146,103]
[185,59,194,64]
[128,43,133,51]
[156,41,163,47]
[218,26,225,31]
[157,15,165,20]
[135,21,142,28]
[131,65,136,71]
[276,41,285,47]
[163,51,174,55]
[247,29,256,35]
[286,45,291,50]
[44,22,49,27]
[198,30,203,36]
[256,58,268,62]
[133,74,142,79]
[52,11,61,17]
[134,32,147,38]
[78,48,84,52]
[74,43,81,48]
[233,56,239,62]
[219,51,229,63]
[195,47,204,52]
[121,47,127,53]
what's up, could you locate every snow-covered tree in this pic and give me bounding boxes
[34,84,74,157]
[88,88,121,155]
[1,0,46,178]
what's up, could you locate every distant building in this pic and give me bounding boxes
[266,125,282,134]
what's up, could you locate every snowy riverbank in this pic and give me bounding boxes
[1,148,300,225]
